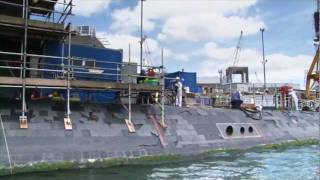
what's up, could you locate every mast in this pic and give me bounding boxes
[140,0,145,73]
[260,28,267,92]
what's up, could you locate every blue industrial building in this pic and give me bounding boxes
[165,71,201,93]
[40,40,123,103]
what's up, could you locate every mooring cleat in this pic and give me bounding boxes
[19,116,28,129]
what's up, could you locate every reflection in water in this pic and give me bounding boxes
[3,145,319,180]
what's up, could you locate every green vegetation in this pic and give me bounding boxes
[0,161,80,176]
[0,139,318,176]
[259,139,319,150]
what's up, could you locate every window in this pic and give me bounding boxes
[72,57,95,68]
[85,60,95,68]
[73,59,84,66]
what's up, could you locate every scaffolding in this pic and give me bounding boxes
[0,0,167,131]
[0,0,73,128]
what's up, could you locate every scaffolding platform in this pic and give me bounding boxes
[0,0,72,40]
[0,14,67,40]
[0,0,58,16]
[0,76,162,92]
[0,15,64,31]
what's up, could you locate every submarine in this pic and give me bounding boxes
[0,100,319,176]
[0,0,319,176]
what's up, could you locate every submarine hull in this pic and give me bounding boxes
[0,101,319,175]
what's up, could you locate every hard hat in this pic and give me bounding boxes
[176,77,180,80]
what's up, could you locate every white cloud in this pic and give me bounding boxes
[110,0,264,41]
[110,7,155,34]
[160,14,264,42]
[198,42,312,87]
[203,42,235,60]
[83,1,311,88]
[96,32,192,69]
[61,0,111,17]
[96,32,157,64]
[161,48,189,62]
[263,54,311,86]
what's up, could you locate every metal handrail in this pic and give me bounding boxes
[0,56,167,81]
[0,0,73,7]
[0,0,74,24]
[0,51,162,68]
[0,114,13,174]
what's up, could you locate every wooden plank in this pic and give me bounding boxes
[19,116,28,129]
[125,119,135,133]
[72,80,128,89]
[0,77,21,85]
[148,112,167,148]
[64,117,72,130]
[29,78,67,87]
[0,76,161,91]
[0,77,67,86]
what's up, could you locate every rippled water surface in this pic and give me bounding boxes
[3,145,320,180]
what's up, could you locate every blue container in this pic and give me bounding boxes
[165,71,198,93]
[41,41,123,103]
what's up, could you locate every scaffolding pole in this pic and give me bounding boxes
[64,24,72,130]
[20,0,28,128]
[161,48,165,127]
[61,37,65,74]
[128,44,132,124]
[124,43,135,133]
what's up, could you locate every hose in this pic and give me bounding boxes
[240,107,262,120]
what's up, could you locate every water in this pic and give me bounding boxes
[2,145,319,180]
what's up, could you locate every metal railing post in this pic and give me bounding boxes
[61,39,65,77]
[63,24,73,130]
[128,44,132,123]
[67,25,71,120]
[20,0,28,128]
[117,64,119,83]
[161,48,165,126]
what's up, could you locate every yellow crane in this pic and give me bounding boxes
[306,0,320,100]
[305,48,319,100]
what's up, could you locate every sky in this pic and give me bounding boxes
[65,0,318,88]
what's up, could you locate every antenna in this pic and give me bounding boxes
[140,0,146,73]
